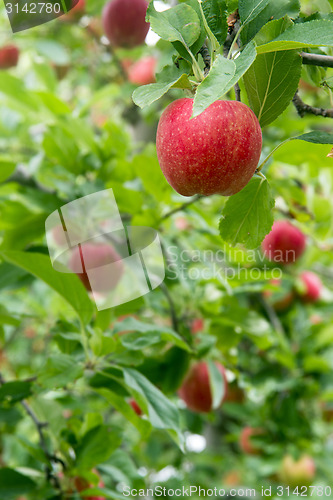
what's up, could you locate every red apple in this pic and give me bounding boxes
[127,56,157,85]
[69,243,123,292]
[129,398,142,416]
[263,278,294,311]
[279,455,316,487]
[156,98,262,197]
[239,427,263,455]
[191,318,204,334]
[102,0,149,48]
[0,45,19,70]
[262,221,306,265]
[178,361,227,413]
[299,271,322,303]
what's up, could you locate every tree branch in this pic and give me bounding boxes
[159,194,203,223]
[301,52,333,68]
[234,82,241,102]
[199,44,211,75]
[292,91,333,118]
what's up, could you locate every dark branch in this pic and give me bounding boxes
[199,44,211,75]
[301,52,333,68]
[293,91,333,118]
[234,82,241,102]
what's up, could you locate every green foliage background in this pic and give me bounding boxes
[0,0,333,498]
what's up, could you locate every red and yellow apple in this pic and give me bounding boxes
[178,361,227,413]
[102,0,149,48]
[279,454,316,487]
[156,98,262,197]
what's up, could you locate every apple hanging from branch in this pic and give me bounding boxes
[102,0,149,48]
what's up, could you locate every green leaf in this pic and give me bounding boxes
[202,0,228,45]
[293,131,333,144]
[97,388,151,437]
[0,468,36,497]
[147,3,201,47]
[132,74,192,109]
[241,0,301,43]
[122,368,184,450]
[257,19,333,54]
[0,157,16,183]
[239,0,271,25]
[114,317,192,353]
[219,176,275,249]
[39,354,83,389]
[0,381,32,404]
[0,251,94,324]
[244,19,302,127]
[172,0,209,60]
[208,361,225,410]
[75,425,121,470]
[192,57,235,117]
[193,43,256,117]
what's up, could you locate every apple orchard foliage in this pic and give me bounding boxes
[0,0,333,498]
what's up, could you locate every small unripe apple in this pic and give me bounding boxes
[69,243,123,292]
[128,56,156,85]
[0,45,19,70]
[239,427,263,455]
[299,271,322,303]
[279,454,316,487]
[102,0,149,48]
[263,278,294,311]
[262,221,306,265]
[156,98,262,197]
[129,398,142,416]
[178,361,227,413]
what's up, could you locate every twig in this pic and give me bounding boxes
[292,91,333,118]
[0,373,65,490]
[160,282,179,333]
[199,44,211,76]
[234,82,241,102]
[301,52,333,69]
[159,194,203,223]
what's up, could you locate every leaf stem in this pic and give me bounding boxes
[256,139,292,172]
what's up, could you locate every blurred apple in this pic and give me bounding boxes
[0,45,19,69]
[178,361,227,413]
[103,0,149,48]
[262,221,306,265]
[239,427,264,455]
[127,56,157,85]
[299,271,322,303]
[279,454,316,487]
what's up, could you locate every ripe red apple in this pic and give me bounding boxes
[102,0,149,48]
[263,278,294,311]
[279,454,316,487]
[127,56,157,86]
[129,398,142,416]
[156,98,262,197]
[0,45,19,70]
[299,271,322,303]
[178,361,227,413]
[69,243,123,292]
[190,318,204,334]
[262,221,306,265]
[239,427,263,455]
